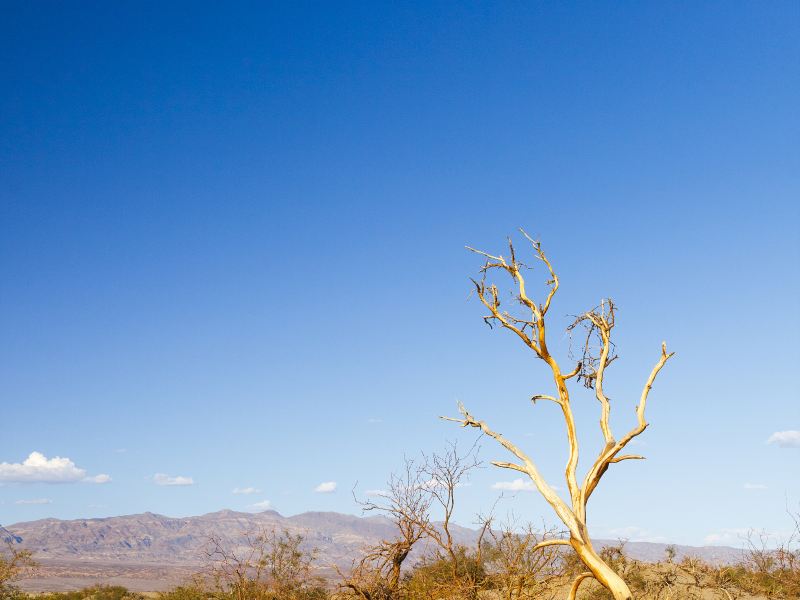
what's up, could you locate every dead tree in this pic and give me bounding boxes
[343,443,483,600]
[340,459,432,599]
[443,231,674,600]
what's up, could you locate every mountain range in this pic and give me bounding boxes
[4,510,746,592]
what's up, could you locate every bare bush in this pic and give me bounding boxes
[341,443,485,600]
[203,528,326,600]
[339,459,432,600]
[482,520,564,600]
[0,541,35,600]
[734,510,800,599]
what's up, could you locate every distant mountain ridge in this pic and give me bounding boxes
[6,509,745,592]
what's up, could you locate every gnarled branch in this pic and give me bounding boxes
[568,572,595,600]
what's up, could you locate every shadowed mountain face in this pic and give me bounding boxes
[5,510,744,592]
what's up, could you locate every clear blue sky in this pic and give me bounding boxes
[1,2,798,547]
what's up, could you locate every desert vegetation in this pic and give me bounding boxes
[4,513,799,600]
[0,542,35,600]
[330,439,800,600]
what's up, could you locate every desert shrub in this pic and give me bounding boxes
[161,579,327,600]
[37,586,144,600]
[202,529,328,600]
[480,524,564,600]
[729,529,800,599]
[402,546,486,600]
[0,543,35,600]
[157,584,211,600]
[561,544,736,600]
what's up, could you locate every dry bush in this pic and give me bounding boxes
[0,541,35,600]
[418,443,486,600]
[481,521,564,600]
[200,528,327,600]
[339,458,432,600]
[558,530,800,600]
[401,545,486,600]
[340,443,484,600]
[730,511,800,599]
[38,586,145,600]
[342,443,534,600]
[675,555,742,600]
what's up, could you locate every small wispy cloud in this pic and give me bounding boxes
[15,498,52,505]
[367,418,383,424]
[602,525,667,543]
[704,528,751,545]
[153,473,194,486]
[233,487,260,495]
[744,483,767,490]
[249,500,272,510]
[706,527,791,546]
[0,451,109,484]
[364,489,389,497]
[767,430,800,448]
[491,478,537,492]
[314,481,337,493]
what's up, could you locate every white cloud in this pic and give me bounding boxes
[767,430,800,448]
[314,481,337,493]
[601,525,668,543]
[84,473,112,484]
[153,473,194,486]
[0,452,108,484]
[492,478,537,492]
[420,478,443,490]
[15,498,52,505]
[249,500,272,510]
[744,483,767,490]
[704,528,751,545]
[706,527,793,547]
[364,489,389,497]
[413,478,469,492]
[233,486,260,495]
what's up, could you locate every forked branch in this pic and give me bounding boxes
[582,341,674,503]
